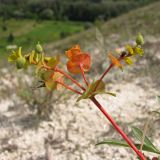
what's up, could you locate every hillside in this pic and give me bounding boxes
[0,0,157,21]
[0,1,159,60]
[0,20,85,57]
[45,1,160,53]
[0,2,160,160]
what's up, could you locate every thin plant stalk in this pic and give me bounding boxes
[94,63,113,91]
[55,67,86,91]
[94,53,126,91]
[41,64,85,91]
[56,80,82,95]
[90,96,146,160]
[79,63,89,86]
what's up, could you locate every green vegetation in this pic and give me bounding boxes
[47,1,160,52]
[0,1,159,60]
[0,0,158,21]
[0,19,85,57]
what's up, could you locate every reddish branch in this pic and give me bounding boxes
[90,96,146,160]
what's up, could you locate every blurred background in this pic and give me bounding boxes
[0,0,160,160]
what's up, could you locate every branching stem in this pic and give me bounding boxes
[55,67,86,91]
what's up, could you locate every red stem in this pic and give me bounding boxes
[90,96,146,160]
[55,67,86,91]
[56,80,82,95]
[98,63,113,83]
[79,63,89,86]
[94,63,114,91]
[94,54,125,91]
[41,64,85,91]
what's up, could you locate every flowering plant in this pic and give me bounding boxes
[8,33,160,160]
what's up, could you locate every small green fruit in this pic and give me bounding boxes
[136,33,144,45]
[16,57,26,69]
[36,42,43,53]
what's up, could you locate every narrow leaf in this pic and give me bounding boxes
[77,80,105,101]
[131,126,160,152]
[96,139,160,154]
[92,91,116,97]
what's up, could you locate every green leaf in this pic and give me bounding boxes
[92,91,116,97]
[47,57,59,68]
[45,79,56,91]
[44,72,63,91]
[77,80,115,102]
[8,48,22,62]
[93,80,105,92]
[40,70,53,81]
[77,80,105,101]
[45,55,60,68]
[96,139,160,154]
[8,51,18,62]
[96,139,128,147]
[131,126,160,153]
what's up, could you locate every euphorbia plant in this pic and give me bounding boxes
[8,33,152,159]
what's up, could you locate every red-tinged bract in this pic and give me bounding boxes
[66,45,91,74]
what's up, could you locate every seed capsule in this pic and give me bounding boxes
[16,57,26,69]
[136,33,144,45]
[36,42,43,53]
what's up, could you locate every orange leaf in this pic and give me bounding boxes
[108,53,122,69]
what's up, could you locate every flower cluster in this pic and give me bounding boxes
[8,33,158,160]
[108,33,144,70]
[8,33,144,94]
[66,45,91,74]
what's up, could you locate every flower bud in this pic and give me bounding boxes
[36,42,43,53]
[136,33,144,45]
[16,57,26,69]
